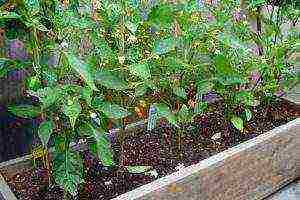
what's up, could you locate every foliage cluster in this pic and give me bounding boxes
[0,0,298,197]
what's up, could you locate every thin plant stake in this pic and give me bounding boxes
[147,105,157,131]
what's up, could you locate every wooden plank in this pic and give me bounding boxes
[265,180,300,200]
[113,118,300,200]
[0,174,17,200]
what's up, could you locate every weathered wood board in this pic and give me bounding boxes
[265,179,300,200]
[113,118,300,200]
[0,172,17,200]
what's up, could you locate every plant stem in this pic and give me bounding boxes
[118,119,126,169]
[32,28,42,76]
[256,6,263,56]
[177,129,183,160]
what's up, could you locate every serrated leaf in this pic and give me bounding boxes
[231,116,244,131]
[65,53,98,91]
[126,166,152,173]
[80,123,115,166]
[173,86,187,99]
[154,38,178,55]
[62,97,81,128]
[53,150,84,197]
[8,105,41,119]
[38,120,54,147]
[95,69,129,90]
[129,63,151,79]
[95,102,131,120]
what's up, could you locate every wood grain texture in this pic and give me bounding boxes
[0,174,17,200]
[113,118,300,200]
[265,179,299,200]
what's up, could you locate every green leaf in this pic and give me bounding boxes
[126,166,152,173]
[62,97,81,128]
[173,86,187,99]
[8,105,41,119]
[154,38,178,55]
[154,103,178,126]
[65,53,98,91]
[244,109,252,122]
[236,91,255,106]
[125,20,138,33]
[218,33,250,55]
[129,63,151,79]
[0,11,21,20]
[95,69,129,90]
[38,120,54,147]
[80,87,93,106]
[25,76,41,91]
[80,123,115,166]
[194,101,208,115]
[231,116,244,131]
[214,53,233,75]
[177,104,191,123]
[24,0,40,15]
[247,0,267,8]
[53,149,84,197]
[197,81,214,96]
[217,75,247,86]
[28,87,64,108]
[135,84,148,97]
[94,102,131,120]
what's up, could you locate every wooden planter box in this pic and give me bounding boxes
[0,116,299,200]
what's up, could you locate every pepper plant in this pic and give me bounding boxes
[0,0,298,197]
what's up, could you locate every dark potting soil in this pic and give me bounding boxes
[3,99,299,200]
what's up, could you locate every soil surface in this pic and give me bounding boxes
[2,99,299,200]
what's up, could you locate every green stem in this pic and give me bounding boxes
[32,28,41,76]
